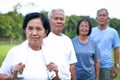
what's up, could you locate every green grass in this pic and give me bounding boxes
[0,44,16,66]
[0,44,120,80]
[114,68,120,80]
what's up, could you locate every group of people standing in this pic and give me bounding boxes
[72,8,120,80]
[0,8,119,80]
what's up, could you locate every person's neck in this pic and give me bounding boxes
[78,35,88,43]
[51,31,62,36]
[29,43,41,51]
[98,24,107,30]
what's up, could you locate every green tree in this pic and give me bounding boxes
[1,7,120,42]
[63,15,80,38]
[41,10,48,18]
[0,14,13,39]
[109,18,120,36]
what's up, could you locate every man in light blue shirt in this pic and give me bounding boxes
[89,8,120,80]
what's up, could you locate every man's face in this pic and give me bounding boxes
[49,10,65,35]
[96,10,109,26]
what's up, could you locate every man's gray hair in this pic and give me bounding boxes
[97,8,109,17]
[48,8,65,19]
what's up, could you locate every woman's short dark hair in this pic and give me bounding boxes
[76,18,92,36]
[22,12,50,36]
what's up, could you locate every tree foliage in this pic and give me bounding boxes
[0,9,24,41]
[109,18,120,35]
[0,6,120,41]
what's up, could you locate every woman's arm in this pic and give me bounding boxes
[0,62,25,80]
[46,62,61,80]
[52,70,61,80]
[94,59,100,80]
[0,74,15,80]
